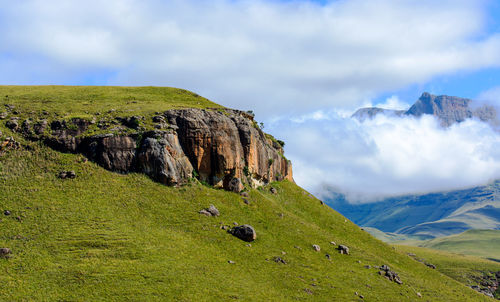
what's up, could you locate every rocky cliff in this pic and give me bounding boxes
[7,107,293,191]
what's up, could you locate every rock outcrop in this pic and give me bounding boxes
[14,108,293,190]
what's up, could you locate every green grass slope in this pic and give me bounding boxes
[396,245,500,298]
[413,230,500,262]
[0,86,493,301]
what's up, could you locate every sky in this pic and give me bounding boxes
[1,0,500,201]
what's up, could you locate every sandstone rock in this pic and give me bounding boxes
[199,209,212,216]
[34,119,48,135]
[0,137,19,153]
[81,135,136,172]
[165,109,293,187]
[338,245,349,255]
[231,224,256,242]
[5,118,19,131]
[136,131,193,186]
[207,205,220,217]
[227,177,244,193]
[312,244,320,252]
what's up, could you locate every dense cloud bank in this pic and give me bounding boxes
[1,0,500,118]
[269,112,500,202]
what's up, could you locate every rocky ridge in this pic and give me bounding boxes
[3,106,293,191]
[352,92,498,127]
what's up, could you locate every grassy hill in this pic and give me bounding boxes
[396,245,500,298]
[328,181,500,239]
[0,86,495,301]
[408,230,500,262]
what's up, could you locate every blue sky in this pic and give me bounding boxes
[2,0,500,199]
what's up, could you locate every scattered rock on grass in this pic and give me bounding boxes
[207,205,220,216]
[231,224,256,242]
[273,256,287,264]
[240,191,249,197]
[312,244,320,252]
[338,245,350,255]
[0,248,11,258]
[4,210,11,216]
[270,187,277,194]
[227,177,244,193]
[199,205,220,217]
[379,265,403,284]
[58,171,76,179]
[199,209,212,216]
[5,118,19,131]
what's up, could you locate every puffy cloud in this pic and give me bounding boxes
[268,111,500,202]
[1,0,500,118]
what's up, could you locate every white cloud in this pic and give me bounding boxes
[0,0,500,118]
[269,112,500,202]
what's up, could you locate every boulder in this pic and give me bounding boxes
[0,248,11,257]
[231,224,256,242]
[338,245,350,255]
[207,205,220,217]
[5,118,19,131]
[226,177,244,193]
[199,205,219,217]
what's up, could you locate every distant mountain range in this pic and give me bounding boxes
[329,93,500,239]
[352,92,498,127]
[328,180,500,239]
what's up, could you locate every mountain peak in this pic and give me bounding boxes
[353,92,497,127]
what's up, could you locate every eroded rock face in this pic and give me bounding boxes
[165,109,293,188]
[137,131,193,186]
[13,108,292,190]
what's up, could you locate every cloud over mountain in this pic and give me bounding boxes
[269,107,500,201]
